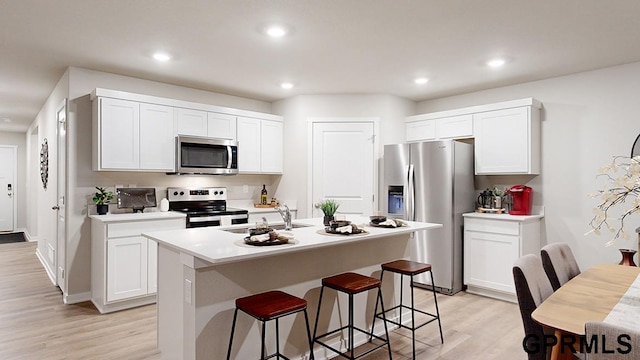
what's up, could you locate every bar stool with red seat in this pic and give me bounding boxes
[226,290,314,360]
[373,260,443,359]
[312,272,392,360]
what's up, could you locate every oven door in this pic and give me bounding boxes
[176,135,238,175]
[186,214,248,228]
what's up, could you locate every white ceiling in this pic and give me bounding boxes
[2,0,640,132]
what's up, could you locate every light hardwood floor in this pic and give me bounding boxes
[0,242,526,359]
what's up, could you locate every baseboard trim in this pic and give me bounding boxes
[465,285,517,303]
[35,248,57,286]
[23,229,37,242]
[64,291,92,305]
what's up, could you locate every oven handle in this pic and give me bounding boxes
[189,214,248,223]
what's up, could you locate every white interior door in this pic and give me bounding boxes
[0,145,16,232]
[311,121,375,216]
[56,100,67,290]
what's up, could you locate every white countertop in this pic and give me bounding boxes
[89,211,186,223]
[462,212,544,222]
[142,216,441,266]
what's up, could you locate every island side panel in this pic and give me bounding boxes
[191,234,411,360]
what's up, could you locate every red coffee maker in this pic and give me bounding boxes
[508,185,533,215]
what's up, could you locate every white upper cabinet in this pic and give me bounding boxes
[437,114,473,139]
[405,114,473,142]
[406,119,436,142]
[93,97,175,172]
[95,97,140,170]
[237,117,283,174]
[92,88,282,174]
[260,120,284,173]
[406,98,541,175]
[139,103,175,171]
[237,117,262,173]
[176,108,208,136]
[474,106,540,175]
[207,112,237,140]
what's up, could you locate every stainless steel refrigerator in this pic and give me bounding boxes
[382,140,474,295]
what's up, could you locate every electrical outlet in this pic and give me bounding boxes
[184,279,192,304]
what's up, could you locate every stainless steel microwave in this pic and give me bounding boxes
[174,135,238,175]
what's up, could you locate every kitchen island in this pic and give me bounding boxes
[142,216,441,360]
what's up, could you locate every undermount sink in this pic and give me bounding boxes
[222,223,313,234]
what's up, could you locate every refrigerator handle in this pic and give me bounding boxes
[406,164,415,221]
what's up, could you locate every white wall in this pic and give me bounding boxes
[272,94,415,217]
[0,131,27,231]
[416,62,640,269]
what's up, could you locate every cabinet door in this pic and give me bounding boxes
[107,236,148,302]
[437,114,473,139]
[147,239,158,294]
[237,117,261,172]
[139,103,176,171]
[208,113,237,140]
[100,98,140,169]
[474,107,533,174]
[176,108,208,136]
[464,230,520,294]
[406,120,436,142]
[260,120,283,173]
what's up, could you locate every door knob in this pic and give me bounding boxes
[52,205,60,210]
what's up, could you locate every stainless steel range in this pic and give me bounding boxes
[168,187,248,228]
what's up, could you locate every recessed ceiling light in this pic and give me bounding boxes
[280,82,294,89]
[414,77,429,85]
[266,25,287,38]
[153,52,172,62]
[487,58,506,68]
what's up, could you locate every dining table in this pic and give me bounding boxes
[531,263,640,360]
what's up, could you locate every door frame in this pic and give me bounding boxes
[56,98,67,291]
[0,145,17,232]
[306,117,379,216]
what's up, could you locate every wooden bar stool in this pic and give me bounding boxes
[312,272,392,360]
[373,260,443,359]
[226,290,314,360]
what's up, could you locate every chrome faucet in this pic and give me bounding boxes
[275,204,292,231]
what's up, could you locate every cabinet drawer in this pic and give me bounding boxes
[108,218,185,238]
[464,218,519,236]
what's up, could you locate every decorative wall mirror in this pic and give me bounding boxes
[40,138,49,189]
[632,133,640,158]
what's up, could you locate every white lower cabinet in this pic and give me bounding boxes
[91,214,185,313]
[463,214,543,303]
[107,236,148,302]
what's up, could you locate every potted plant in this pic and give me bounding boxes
[93,186,113,215]
[315,199,340,226]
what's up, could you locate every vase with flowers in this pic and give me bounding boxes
[586,155,640,265]
[315,199,340,226]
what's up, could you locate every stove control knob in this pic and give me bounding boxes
[173,191,178,196]
[179,191,184,196]
[214,191,218,195]
[219,190,224,195]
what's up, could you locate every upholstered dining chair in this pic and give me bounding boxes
[585,321,640,359]
[540,243,581,291]
[513,254,555,360]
